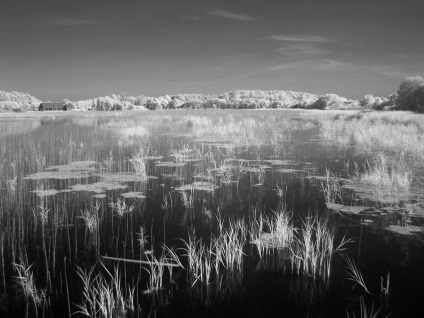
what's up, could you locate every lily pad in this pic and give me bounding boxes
[387,225,423,236]
[176,181,218,192]
[92,194,107,199]
[71,181,128,193]
[32,189,61,197]
[277,168,306,174]
[121,191,146,199]
[326,203,368,214]
[156,162,187,167]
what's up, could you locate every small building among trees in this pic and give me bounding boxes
[39,102,69,111]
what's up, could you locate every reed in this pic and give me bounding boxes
[345,257,371,294]
[293,215,350,280]
[108,198,134,217]
[181,231,212,287]
[215,216,246,272]
[359,152,412,200]
[13,258,47,318]
[129,147,147,178]
[74,263,136,318]
[320,168,343,205]
[346,297,384,318]
[250,207,295,258]
[318,111,424,158]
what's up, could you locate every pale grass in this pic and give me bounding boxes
[359,152,413,198]
[318,111,424,158]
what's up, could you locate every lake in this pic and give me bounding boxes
[1,109,423,317]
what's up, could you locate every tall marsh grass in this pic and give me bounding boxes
[359,152,413,198]
[319,111,424,158]
[13,258,47,318]
[250,206,350,281]
[74,263,135,318]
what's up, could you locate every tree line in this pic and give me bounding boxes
[1,76,424,112]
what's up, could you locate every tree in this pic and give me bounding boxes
[396,76,424,111]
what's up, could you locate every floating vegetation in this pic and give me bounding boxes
[243,167,265,173]
[161,173,186,181]
[176,181,219,192]
[24,161,97,180]
[46,161,98,171]
[24,171,91,180]
[92,194,107,199]
[277,168,306,174]
[155,162,187,167]
[192,173,213,181]
[386,225,423,236]
[142,156,164,161]
[264,159,296,166]
[71,181,128,193]
[306,175,349,182]
[99,172,158,182]
[326,203,369,215]
[120,191,146,199]
[31,189,62,197]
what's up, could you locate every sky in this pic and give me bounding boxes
[1,0,424,101]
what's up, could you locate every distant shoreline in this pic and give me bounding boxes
[0,108,371,121]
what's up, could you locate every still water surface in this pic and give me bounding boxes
[1,110,423,317]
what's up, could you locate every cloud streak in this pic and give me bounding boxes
[276,44,330,55]
[269,34,332,43]
[209,9,254,21]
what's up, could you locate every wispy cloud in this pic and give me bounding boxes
[44,17,104,27]
[269,34,332,43]
[316,59,351,71]
[269,62,304,71]
[276,44,329,55]
[209,9,254,21]
[269,59,352,72]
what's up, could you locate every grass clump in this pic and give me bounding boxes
[13,258,47,318]
[360,152,412,195]
[74,263,135,318]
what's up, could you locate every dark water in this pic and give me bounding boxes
[0,110,423,317]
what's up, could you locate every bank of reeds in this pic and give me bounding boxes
[359,152,413,200]
[318,111,424,159]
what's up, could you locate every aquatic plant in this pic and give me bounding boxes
[13,259,47,318]
[359,152,412,201]
[74,263,135,318]
[180,190,194,209]
[128,146,147,178]
[108,198,134,217]
[79,204,100,233]
[345,257,371,294]
[137,226,148,252]
[250,208,295,258]
[345,297,384,318]
[318,111,424,158]
[320,168,343,205]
